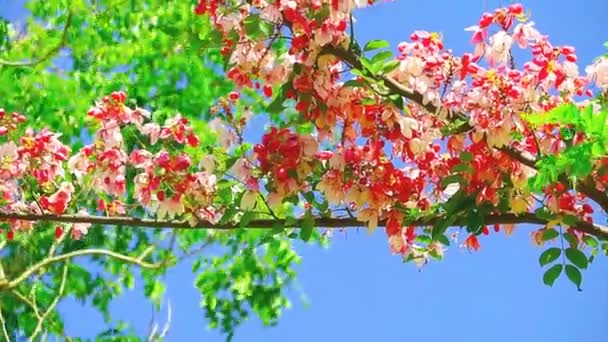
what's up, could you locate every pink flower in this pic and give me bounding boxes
[139,123,161,145]
[71,210,92,240]
[156,196,185,220]
[41,182,74,215]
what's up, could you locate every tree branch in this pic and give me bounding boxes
[321,45,467,123]
[0,9,73,68]
[323,44,608,218]
[29,263,69,342]
[11,289,41,320]
[0,211,606,238]
[0,304,9,342]
[0,247,163,290]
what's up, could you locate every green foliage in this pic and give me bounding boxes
[0,1,306,340]
[525,101,608,191]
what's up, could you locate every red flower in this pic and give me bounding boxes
[55,226,63,239]
[465,235,481,251]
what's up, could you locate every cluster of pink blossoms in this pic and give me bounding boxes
[194,1,608,260]
[0,91,221,240]
[0,1,607,266]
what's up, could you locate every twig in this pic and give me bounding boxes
[11,289,41,320]
[158,299,172,339]
[1,248,163,290]
[146,299,172,341]
[29,263,69,342]
[0,305,9,342]
[0,10,74,68]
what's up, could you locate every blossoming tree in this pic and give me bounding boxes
[0,0,607,339]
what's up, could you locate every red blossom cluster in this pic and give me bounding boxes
[0,1,606,269]
[190,1,608,260]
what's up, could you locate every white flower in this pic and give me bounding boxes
[409,138,427,156]
[0,141,18,173]
[199,154,216,173]
[586,57,608,89]
[398,116,419,139]
[356,207,379,232]
[208,118,237,149]
[97,121,123,149]
[67,151,90,181]
[156,198,185,221]
[486,31,513,65]
[399,56,424,78]
[139,123,160,145]
[441,183,460,201]
[240,190,258,210]
[230,158,252,182]
[512,22,540,48]
[71,210,92,240]
[299,134,318,159]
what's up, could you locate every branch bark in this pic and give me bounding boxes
[0,211,606,238]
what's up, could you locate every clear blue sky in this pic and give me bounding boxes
[2,1,608,341]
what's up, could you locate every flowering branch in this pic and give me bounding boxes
[324,43,608,216]
[321,45,453,120]
[0,211,606,238]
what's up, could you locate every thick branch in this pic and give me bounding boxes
[0,211,606,239]
[0,10,73,68]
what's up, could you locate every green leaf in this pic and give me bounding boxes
[541,228,559,241]
[440,174,463,187]
[123,272,135,290]
[583,235,598,248]
[543,264,563,287]
[539,247,561,266]
[451,163,470,173]
[364,39,390,51]
[145,279,165,309]
[460,151,473,162]
[240,211,255,228]
[465,210,484,234]
[561,214,579,227]
[300,212,314,242]
[343,79,366,88]
[243,14,274,39]
[535,208,556,221]
[360,57,373,72]
[565,248,588,269]
[381,60,400,74]
[564,264,582,290]
[563,232,578,246]
[371,51,393,66]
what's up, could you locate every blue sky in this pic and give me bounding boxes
[2,0,608,341]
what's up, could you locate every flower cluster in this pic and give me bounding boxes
[193,1,608,261]
[0,2,606,271]
[0,91,220,240]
